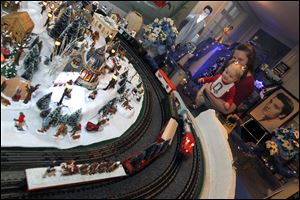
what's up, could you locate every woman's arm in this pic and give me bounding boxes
[203,84,237,114]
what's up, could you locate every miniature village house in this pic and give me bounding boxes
[1,11,34,43]
[91,13,118,44]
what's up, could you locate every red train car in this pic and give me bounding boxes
[179,133,195,156]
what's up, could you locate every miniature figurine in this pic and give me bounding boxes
[88,162,99,175]
[37,117,51,134]
[122,99,133,110]
[79,163,89,175]
[23,84,40,104]
[14,112,27,131]
[70,123,81,141]
[103,75,118,90]
[43,162,56,178]
[12,88,22,102]
[106,162,119,173]
[1,96,11,106]
[53,123,68,139]
[88,90,98,100]
[60,160,79,176]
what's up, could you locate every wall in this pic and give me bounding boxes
[281,45,299,125]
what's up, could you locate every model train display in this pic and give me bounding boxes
[26,109,196,191]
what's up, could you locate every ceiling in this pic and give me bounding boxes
[247,1,299,44]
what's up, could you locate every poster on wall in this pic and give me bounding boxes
[249,87,299,133]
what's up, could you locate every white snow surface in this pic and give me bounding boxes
[1,1,144,149]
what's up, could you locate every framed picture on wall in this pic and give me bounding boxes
[249,87,299,133]
[272,61,290,78]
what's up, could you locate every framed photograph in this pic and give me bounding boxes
[272,61,290,78]
[249,87,299,133]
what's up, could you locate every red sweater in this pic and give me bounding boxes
[202,74,236,105]
[233,75,254,106]
[203,74,255,106]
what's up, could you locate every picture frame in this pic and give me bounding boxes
[249,87,299,133]
[272,61,290,78]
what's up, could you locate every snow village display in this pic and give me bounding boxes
[1,1,144,149]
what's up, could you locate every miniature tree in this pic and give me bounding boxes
[1,62,17,78]
[46,106,63,127]
[67,108,82,127]
[49,6,72,40]
[23,43,40,71]
[21,64,34,80]
[36,92,53,110]
[59,114,69,124]
[40,108,52,118]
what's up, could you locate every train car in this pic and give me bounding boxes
[179,112,196,157]
[122,140,169,175]
[179,132,195,156]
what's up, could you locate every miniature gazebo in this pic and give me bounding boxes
[1,11,34,43]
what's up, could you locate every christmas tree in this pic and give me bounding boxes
[49,6,72,40]
[40,108,52,118]
[46,106,63,127]
[65,16,83,42]
[1,62,17,78]
[59,114,69,124]
[21,64,34,80]
[23,43,40,72]
[67,108,82,127]
[36,92,53,110]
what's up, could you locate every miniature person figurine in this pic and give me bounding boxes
[14,112,26,131]
[88,90,98,100]
[12,88,22,102]
[23,84,40,104]
[43,161,57,178]
[38,118,51,134]
[70,124,81,140]
[53,123,68,138]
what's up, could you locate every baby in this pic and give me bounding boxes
[196,61,246,110]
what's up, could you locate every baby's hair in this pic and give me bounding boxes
[227,61,247,80]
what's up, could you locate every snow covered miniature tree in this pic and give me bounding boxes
[49,6,72,40]
[21,63,34,80]
[40,108,52,118]
[65,16,83,43]
[36,92,53,110]
[46,106,63,127]
[23,43,40,72]
[59,114,69,124]
[67,108,82,127]
[1,62,17,78]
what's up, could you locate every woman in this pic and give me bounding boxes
[196,43,256,114]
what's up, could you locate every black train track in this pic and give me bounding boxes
[1,38,204,199]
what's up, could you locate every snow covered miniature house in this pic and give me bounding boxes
[91,13,118,43]
[1,11,34,43]
[74,42,107,90]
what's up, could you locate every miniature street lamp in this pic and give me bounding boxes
[44,12,53,27]
[57,80,72,106]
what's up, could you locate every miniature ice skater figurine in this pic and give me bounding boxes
[14,112,27,131]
